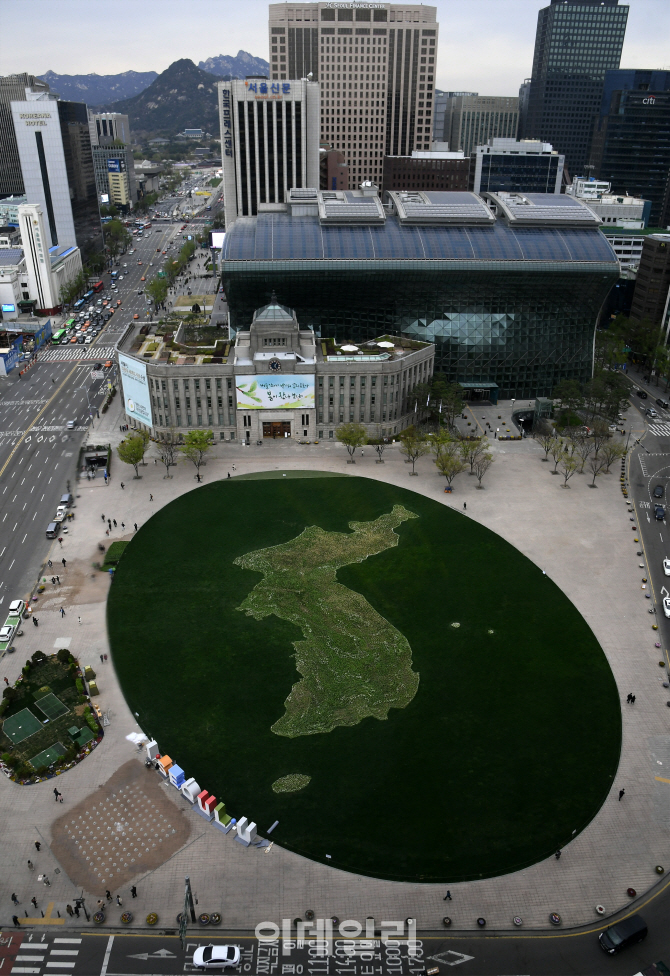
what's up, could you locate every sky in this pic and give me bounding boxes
[2,0,669,95]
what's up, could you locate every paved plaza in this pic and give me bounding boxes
[1,395,669,934]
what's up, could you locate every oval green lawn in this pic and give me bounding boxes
[107,475,621,883]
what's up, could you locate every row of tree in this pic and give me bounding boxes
[535,419,625,488]
[117,428,213,479]
[335,423,495,488]
[145,238,198,308]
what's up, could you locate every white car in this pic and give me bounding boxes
[67,420,76,429]
[664,558,670,576]
[193,945,240,970]
[0,624,16,643]
[664,596,670,618]
[8,600,25,617]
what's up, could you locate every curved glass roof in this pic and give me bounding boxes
[223,213,617,264]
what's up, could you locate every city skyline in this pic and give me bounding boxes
[2,0,668,99]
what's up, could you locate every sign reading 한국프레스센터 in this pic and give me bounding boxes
[236,375,315,410]
[119,354,152,426]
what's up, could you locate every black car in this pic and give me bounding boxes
[654,485,664,498]
[636,389,648,399]
[655,504,665,520]
[598,913,647,954]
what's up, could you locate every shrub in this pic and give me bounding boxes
[2,686,17,701]
[23,659,32,671]
[75,678,84,695]
[1,753,17,767]
[56,648,71,664]
[77,695,87,704]
[85,714,98,733]
[32,650,47,664]
[34,765,48,777]
[0,699,9,717]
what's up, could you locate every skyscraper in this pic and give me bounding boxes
[268,2,439,185]
[522,0,628,178]
[0,74,50,197]
[442,94,519,156]
[88,111,132,147]
[218,78,320,227]
[590,70,670,228]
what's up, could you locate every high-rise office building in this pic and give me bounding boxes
[518,79,531,136]
[0,73,50,197]
[521,0,628,178]
[443,95,518,157]
[590,70,670,228]
[88,111,132,147]
[268,3,439,185]
[630,234,670,327]
[18,203,83,315]
[382,147,469,193]
[10,93,101,260]
[469,139,564,195]
[92,146,138,210]
[218,78,320,227]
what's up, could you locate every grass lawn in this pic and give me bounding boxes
[108,476,621,882]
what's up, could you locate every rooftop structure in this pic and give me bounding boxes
[567,177,650,228]
[469,138,564,196]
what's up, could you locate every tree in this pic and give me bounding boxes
[590,418,610,457]
[473,452,494,488]
[180,429,214,478]
[435,379,464,430]
[399,427,430,475]
[558,453,578,488]
[535,421,556,461]
[552,379,584,418]
[132,427,150,465]
[104,218,132,259]
[155,432,179,478]
[372,425,387,463]
[588,453,608,487]
[336,422,367,462]
[146,275,168,307]
[600,438,626,473]
[435,453,466,486]
[549,437,565,473]
[573,435,593,473]
[117,434,146,478]
[431,428,459,462]
[462,436,489,475]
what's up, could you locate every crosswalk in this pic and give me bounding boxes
[648,423,670,437]
[11,937,81,974]
[38,347,116,363]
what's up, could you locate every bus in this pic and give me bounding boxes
[51,329,67,344]
[92,280,104,293]
[73,298,85,310]
[83,289,94,300]
[65,318,75,329]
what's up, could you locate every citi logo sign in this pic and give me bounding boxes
[643,96,656,105]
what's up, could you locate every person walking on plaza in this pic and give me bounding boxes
[149,494,153,501]
[73,904,80,918]
[101,514,105,521]
[443,891,451,901]
[120,483,125,490]
[12,915,20,928]
[105,890,112,902]
[619,788,625,800]
[554,849,561,860]
[62,558,66,568]
[33,616,39,627]
[31,896,38,909]
[66,904,74,917]
[34,841,41,852]
[11,892,19,905]
[113,519,117,528]
[130,885,137,898]
[116,895,123,906]
[134,523,138,532]
[42,875,51,886]
[53,787,61,801]
[59,607,65,618]
[27,860,33,870]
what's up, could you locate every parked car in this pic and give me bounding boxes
[653,485,664,498]
[655,504,665,520]
[663,557,670,576]
[656,398,669,408]
[598,914,647,954]
[8,600,26,617]
[192,944,241,970]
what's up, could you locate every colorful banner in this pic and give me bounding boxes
[235,374,315,410]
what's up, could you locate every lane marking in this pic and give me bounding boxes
[655,775,670,784]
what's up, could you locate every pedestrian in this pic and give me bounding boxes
[116,895,123,906]
[56,576,60,584]
[227,472,230,478]
[51,576,56,585]
[42,875,50,886]
[121,522,125,530]
[106,890,112,902]
[58,537,63,546]
[626,693,632,703]
[27,860,33,870]
[130,885,137,898]
[74,904,80,918]
[104,653,108,661]
[31,896,38,909]
[113,519,117,528]
[11,892,19,905]
[134,523,138,532]
[463,502,467,510]
[149,493,153,501]
[2,677,7,685]
[34,841,41,852]
[48,559,53,568]
[101,514,105,522]
[120,483,124,490]
[62,558,66,568]
[232,463,236,471]
[618,788,625,801]
[53,787,60,800]
[154,459,157,465]
[443,890,451,901]
[554,849,561,860]
[107,519,111,530]
[78,616,81,625]
[97,899,104,911]
[33,616,39,627]
[100,654,104,663]
[12,915,20,928]
[66,904,74,916]
[631,694,636,704]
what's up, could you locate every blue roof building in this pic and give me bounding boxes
[221,187,619,399]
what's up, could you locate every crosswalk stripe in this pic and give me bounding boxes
[38,346,116,363]
[649,424,670,436]
[52,940,81,944]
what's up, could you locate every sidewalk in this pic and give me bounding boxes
[1,412,669,934]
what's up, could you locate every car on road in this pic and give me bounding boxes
[104,360,112,368]
[663,558,670,576]
[636,389,648,399]
[117,299,122,305]
[656,397,669,409]
[598,913,647,954]
[67,420,76,429]
[192,944,240,970]
[133,313,139,319]
[93,363,103,370]
[122,263,127,268]
[654,504,665,520]
[653,485,664,498]
[646,408,658,419]
[141,275,146,281]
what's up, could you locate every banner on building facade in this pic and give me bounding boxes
[235,374,315,410]
[119,354,152,426]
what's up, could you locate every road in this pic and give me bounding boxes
[0,204,213,624]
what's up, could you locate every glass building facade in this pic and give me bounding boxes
[222,205,619,399]
[522,0,628,178]
[473,152,561,195]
